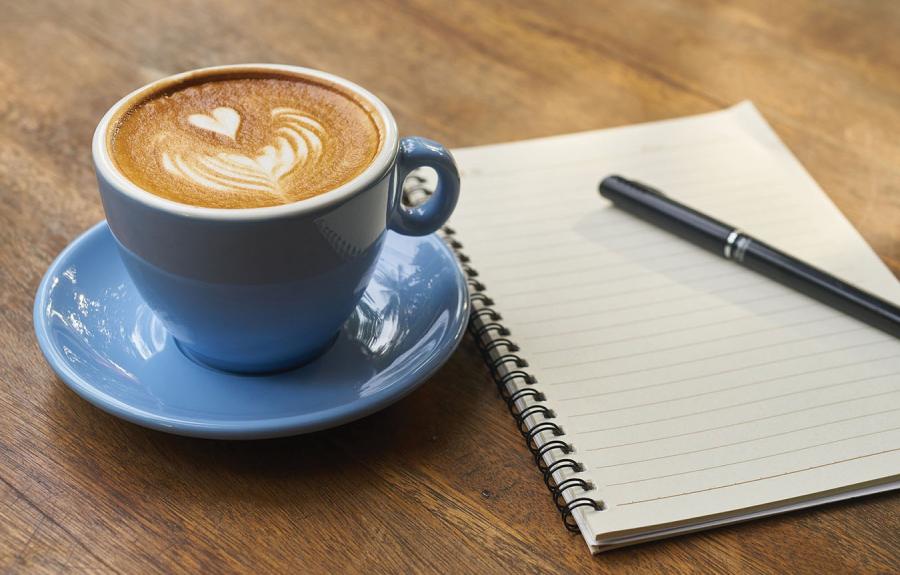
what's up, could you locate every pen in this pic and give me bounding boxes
[598,175,900,339]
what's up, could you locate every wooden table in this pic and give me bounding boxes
[2,1,898,572]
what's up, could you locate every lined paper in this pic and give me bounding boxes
[447,102,900,551]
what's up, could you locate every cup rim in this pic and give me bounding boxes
[92,63,399,221]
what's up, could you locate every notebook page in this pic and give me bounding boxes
[447,102,900,549]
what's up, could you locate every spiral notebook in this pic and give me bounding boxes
[406,102,900,553]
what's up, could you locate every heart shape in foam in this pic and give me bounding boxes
[188,106,241,139]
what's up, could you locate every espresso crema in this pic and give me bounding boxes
[109,71,385,208]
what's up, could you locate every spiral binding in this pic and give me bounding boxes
[403,174,604,533]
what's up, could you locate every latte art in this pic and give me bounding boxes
[161,107,325,199]
[188,106,241,139]
[110,73,384,208]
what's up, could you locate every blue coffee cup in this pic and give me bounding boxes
[92,64,459,373]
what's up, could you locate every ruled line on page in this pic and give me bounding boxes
[454,165,788,213]
[580,387,900,447]
[474,222,835,263]
[539,324,868,371]
[571,368,900,422]
[485,224,837,288]
[455,166,779,201]
[548,339,893,395]
[460,203,815,246]
[503,266,754,313]
[655,172,789,194]
[591,408,900,469]
[559,352,900,404]
[485,206,612,230]
[483,237,684,272]
[496,260,736,300]
[544,326,877,379]
[506,278,776,321]
[531,302,820,354]
[538,314,842,368]
[516,293,793,344]
[591,420,900,480]
[467,212,722,255]
[486,243,698,281]
[617,448,900,507]
[460,222,663,254]
[471,228,662,259]
[454,179,796,232]
[670,179,792,202]
[489,231,840,300]
[453,133,741,181]
[529,316,852,371]
[521,292,798,342]
[458,184,804,230]
[458,139,777,190]
[610,426,900,487]
[468,192,814,235]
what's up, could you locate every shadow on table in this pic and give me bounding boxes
[45,337,484,498]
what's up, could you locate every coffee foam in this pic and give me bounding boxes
[109,74,384,209]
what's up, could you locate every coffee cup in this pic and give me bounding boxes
[92,64,459,373]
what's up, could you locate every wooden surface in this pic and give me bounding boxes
[2,0,899,572]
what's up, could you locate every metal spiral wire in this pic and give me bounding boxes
[403,175,603,533]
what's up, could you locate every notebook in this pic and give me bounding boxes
[405,102,900,553]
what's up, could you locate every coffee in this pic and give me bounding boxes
[109,71,384,208]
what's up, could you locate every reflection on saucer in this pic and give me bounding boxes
[34,223,468,439]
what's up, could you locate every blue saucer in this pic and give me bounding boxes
[34,222,469,439]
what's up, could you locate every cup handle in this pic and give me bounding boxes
[389,137,460,236]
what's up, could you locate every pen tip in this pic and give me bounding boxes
[599,175,624,195]
[599,176,667,198]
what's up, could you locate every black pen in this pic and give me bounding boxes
[598,175,900,339]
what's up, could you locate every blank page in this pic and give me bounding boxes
[447,102,900,551]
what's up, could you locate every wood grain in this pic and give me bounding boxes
[1,0,898,573]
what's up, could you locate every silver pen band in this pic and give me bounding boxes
[724,229,752,262]
[724,229,742,260]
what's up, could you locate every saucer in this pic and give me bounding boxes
[34,222,469,439]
